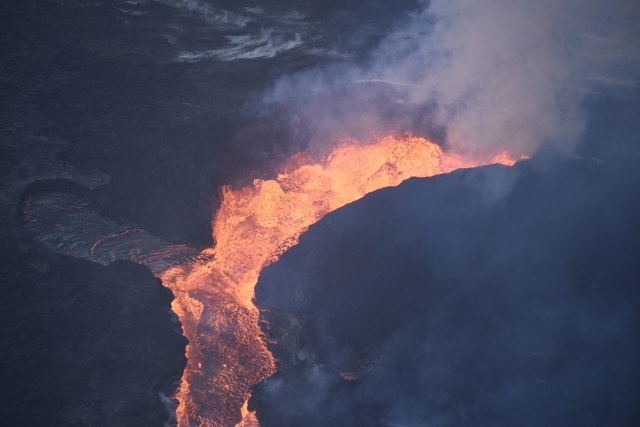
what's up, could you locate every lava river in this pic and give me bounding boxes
[159,134,516,427]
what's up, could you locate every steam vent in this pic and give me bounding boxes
[2,1,639,427]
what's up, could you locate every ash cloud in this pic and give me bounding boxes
[244,0,639,159]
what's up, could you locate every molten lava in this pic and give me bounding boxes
[160,135,516,427]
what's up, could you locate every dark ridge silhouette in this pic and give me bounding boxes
[253,150,640,427]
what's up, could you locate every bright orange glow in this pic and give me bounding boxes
[160,134,515,427]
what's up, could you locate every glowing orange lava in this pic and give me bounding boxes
[160,134,516,427]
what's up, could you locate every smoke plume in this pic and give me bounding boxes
[246,0,639,159]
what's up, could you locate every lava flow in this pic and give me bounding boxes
[160,134,516,427]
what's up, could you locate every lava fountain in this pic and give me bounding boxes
[160,134,516,427]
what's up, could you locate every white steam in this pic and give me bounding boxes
[255,0,640,158]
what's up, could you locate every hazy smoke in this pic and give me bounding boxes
[251,0,639,159]
[253,141,640,427]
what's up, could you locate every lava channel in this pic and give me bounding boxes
[160,134,517,427]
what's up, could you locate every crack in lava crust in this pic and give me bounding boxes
[160,135,516,427]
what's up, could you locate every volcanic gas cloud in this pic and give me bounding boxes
[160,134,515,427]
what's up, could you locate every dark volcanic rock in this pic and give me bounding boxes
[253,151,640,427]
[0,2,426,426]
[0,236,187,427]
[0,0,422,248]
